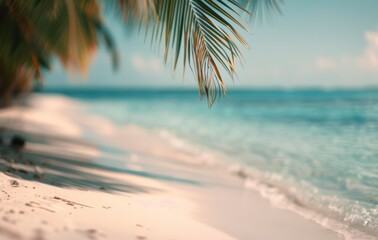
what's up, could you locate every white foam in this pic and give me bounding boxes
[227,164,377,240]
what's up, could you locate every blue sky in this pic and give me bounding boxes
[45,0,378,89]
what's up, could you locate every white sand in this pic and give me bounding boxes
[0,95,343,240]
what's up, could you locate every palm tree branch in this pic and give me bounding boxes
[113,0,282,105]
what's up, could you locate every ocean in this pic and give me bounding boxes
[43,88,378,238]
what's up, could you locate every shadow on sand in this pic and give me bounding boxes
[0,124,200,194]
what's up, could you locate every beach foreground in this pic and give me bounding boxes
[0,95,350,239]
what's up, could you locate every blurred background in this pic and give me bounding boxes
[1,1,378,239]
[45,0,378,90]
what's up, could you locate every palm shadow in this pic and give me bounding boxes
[0,124,201,194]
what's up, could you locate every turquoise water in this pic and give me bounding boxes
[44,88,378,236]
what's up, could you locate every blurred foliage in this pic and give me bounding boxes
[0,0,281,107]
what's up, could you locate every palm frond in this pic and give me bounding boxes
[112,0,282,106]
[113,0,246,105]
[246,0,283,22]
[0,0,118,104]
[0,0,282,106]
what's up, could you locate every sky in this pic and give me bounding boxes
[45,0,378,89]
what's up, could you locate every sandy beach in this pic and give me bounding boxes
[0,94,358,240]
[1,0,377,239]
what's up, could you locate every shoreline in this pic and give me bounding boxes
[0,94,373,239]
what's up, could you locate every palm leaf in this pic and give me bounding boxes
[0,0,281,106]
[113,0,282,106]
[0,0,118,104]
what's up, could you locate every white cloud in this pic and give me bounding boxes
[315,57,336,70]
[315,30,378,73]
[131,54,161,74]
[357,31,378,70]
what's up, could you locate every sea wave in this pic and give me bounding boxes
[40,92,378,240]
[90,116,378,240]
[227,163,377,240]
[115,123,378,239]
